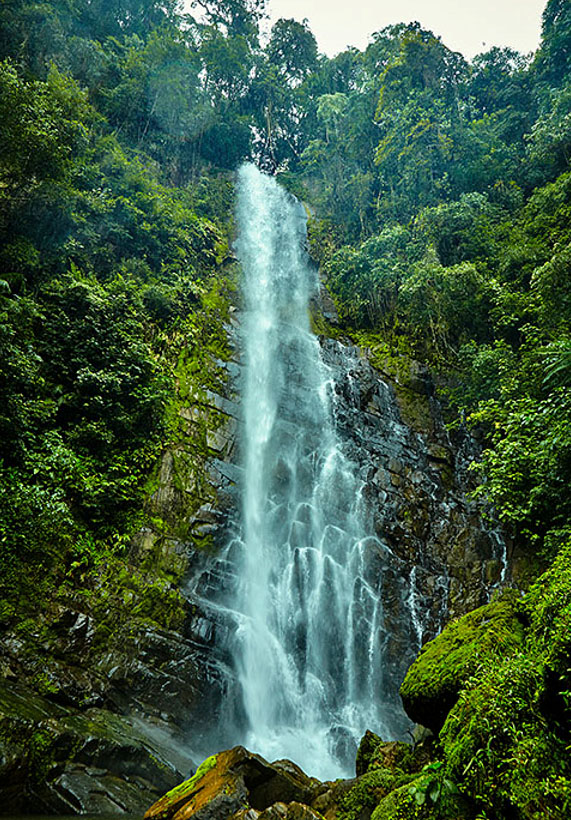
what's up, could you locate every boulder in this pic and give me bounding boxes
[355,731,382,777]
[145,747,325,820]
[400,590,525,734]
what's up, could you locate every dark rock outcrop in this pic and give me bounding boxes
[0,678,193,813]
[316,340,510,696]
[355,730,383,777]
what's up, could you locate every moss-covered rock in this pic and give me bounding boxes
[356,732,433,781]
[353,334,435,437]
[366,742,419,777]
[370,774,473,820]
[282,801,325,820]
[400,590,525,733]
[145,755,221,820]
[371,780,426,820]
[439,538,571,819]
[145,747,321,820]
[355,731,383,777]
[145,748,250,820]
[337,766,415,820]
[523,535,571,720]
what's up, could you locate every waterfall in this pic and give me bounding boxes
[186,163,507,779]
[225,164,404,780]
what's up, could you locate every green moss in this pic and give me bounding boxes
[338,767,415,820]
[437,538,571,819]
[26,728,57,783]
[371,775,472,820]
[131,579,187,630]
[400,590,525,733]
[523,533,571,685]
[309,307,344,340]
[151,275,234,554]
[356,730,382,776]
[31,671,59,696]
[157,754,219,811]
[368,743,418,776]
[371,781,424,820]
[352,331,436,435]
[0,600,15,626]
[441,652,548,817]
[0,680,69,724]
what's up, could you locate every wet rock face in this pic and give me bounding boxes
[0,589,231,813]
[0,678,193,813]
[184,333,509,754]
[320,339,506,639]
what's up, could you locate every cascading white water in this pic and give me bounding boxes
[228,164,399,780]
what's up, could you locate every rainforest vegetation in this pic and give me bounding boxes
[0,0,570,816]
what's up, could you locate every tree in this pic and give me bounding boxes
[190,0,264,43]
[534,0,571,87]
[267,18,318,86]
[468,47,533,146]
[469,47,531,118]
[373,26,469,219]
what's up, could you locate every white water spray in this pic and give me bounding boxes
[228,164,401,779]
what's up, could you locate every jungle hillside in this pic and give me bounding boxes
[1,0,571,816]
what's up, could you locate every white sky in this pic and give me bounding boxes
[265,0,547,59]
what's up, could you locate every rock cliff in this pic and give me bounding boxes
[183,324,509,755]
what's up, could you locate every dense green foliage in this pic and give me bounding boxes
[404,537,571,819]
[3,0,568,578]
[296,2,571,560]
[1,0,571,816]
[0,0,236,608]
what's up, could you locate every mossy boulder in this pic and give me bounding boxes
[356,733,428,779]
[523,536,571,719]
[343,734,444,820]
[437,539,571,819]
[400,590,525,733]
[145,754,224,820]
[370,775,473,820]
[145,747,321,820]
[336,766,415,820]
[371,780,423,820]
[355,731,382,777]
